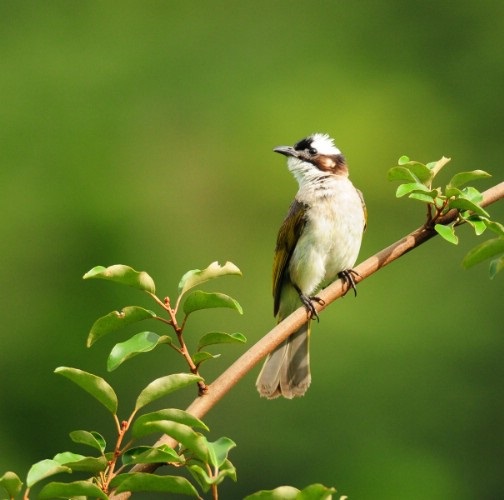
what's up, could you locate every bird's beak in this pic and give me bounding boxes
[273,145,297,157]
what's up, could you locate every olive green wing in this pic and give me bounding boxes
[272,199,307,316]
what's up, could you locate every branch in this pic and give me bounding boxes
[110,181,504,499]
[186,181,504,417]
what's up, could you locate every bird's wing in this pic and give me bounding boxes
[357,188,367,230]
[273,199,307,316]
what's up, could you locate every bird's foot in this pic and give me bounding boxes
[298,291,325,322]
[338,269,360,297]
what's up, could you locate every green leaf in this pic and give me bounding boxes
[461,186,483,203]
[490,255,504,279]
[111,473,199,497]
[122,445,183,466]
[55,367,118,415]
[408,191,438,203]
[39,480,108,500]
[445,186,463,198]
[217,458,237,483]
[53,452,108,473]
[485,220,504,236]
[244,486,301,499]
[448,198,489,218]
[138,421,209,462]
[178,261,242,297]
[87,306,157,347]
[83,264,155,294]
[462,215,487,236]
[298,483,338,499]
[470,219,487,236]
[245,484,337,500]
[390,159,432,182]
[395,182,429,198]
[192,351,220,366]
[406,163,433,183]
[69,430,106,453]
[427,156,451,177]
[0,472,23,498]
[462,237,504,269]
[52,451,85,464]
[183,291,243,315]
[207,437,236,468]
[187,463,213,491]
[68,457,108,473]
[387,166,416,182]
[197,331,246,350]
[132,409,209,438]
[189,457,237,491]
[26,460,71,488]
[135,373,202,412]
[448,169,491,188]
[107,332,171,371]
[434,224,459,244]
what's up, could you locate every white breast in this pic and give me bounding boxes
[288,176,365,296]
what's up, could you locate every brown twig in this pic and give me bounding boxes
[150,292,208,394]
[110,181,504,499]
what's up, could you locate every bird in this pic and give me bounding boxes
[256,133,366,399]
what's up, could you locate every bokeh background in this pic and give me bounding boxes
[1,2,503,499]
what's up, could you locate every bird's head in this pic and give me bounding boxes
[274,133,348,185]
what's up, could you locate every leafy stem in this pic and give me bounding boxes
[147,292,206,392]
[389,156,504,274]
[82,263,244,392]
[102,419,130,493]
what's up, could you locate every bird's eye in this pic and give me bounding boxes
[308,147,317,155]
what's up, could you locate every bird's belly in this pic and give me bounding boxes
[289,195,364,295]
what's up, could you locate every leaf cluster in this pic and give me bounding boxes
[84,262,245,378]
[1,263,244,499]
[389,156,504,277]
[1,262,338,499]
[2,368,234,498]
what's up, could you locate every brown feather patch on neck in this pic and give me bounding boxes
[313,153,348,175]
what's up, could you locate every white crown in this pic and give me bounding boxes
[309,133,341,155]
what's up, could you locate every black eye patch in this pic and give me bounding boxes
[294,138,318,156]
[293,138,312,151]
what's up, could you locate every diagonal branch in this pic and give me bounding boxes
[110,181,504,499]
[185,181,504,419]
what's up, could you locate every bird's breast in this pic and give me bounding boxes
[288,178,365,295]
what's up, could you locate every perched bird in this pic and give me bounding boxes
[256,133,366,399]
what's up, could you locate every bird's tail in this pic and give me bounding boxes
[256,324,311,399]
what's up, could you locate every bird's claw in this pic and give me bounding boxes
[339,269,360,297]
[299,293,325,322]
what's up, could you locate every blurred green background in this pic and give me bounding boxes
[1,2,503,499]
